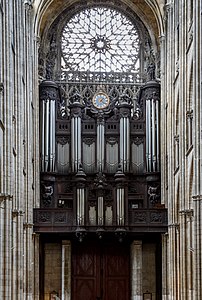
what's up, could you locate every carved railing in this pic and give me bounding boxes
[33,208,167,233]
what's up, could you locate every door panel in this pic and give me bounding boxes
[103,244,129,300]
[72,244,100,300]
[72,241,129,300]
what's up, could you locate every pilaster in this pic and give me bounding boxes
[61,241,71,300]
[131,240,143,300]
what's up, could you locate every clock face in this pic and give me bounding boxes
[92,93,110,109]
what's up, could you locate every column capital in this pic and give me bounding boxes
[193,195,202,201]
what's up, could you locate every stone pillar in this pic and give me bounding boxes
[131,240,143,300]
[33,233,40,300]
[162,233,168,300]
[193,196,202,299]
[0,195,6,300]
[61,241,71,300]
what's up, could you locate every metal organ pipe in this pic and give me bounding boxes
[78,117,81,170]
[124,118,126,170]
[49,100,53,171]
[71,118,75,172]
[145,89,160,172]
[117,188,125,226]
[97,125,100,171]
[71,111,82,173]
[120,118,123,169]
[50,99,56,172]
[152,99,156,171]
[156,100,160,171]
[120,116,130,172]
[142,81,161,173]
[127,118,130,171]
[75,117,78,171]
[146,99,152,172]
[97,122,105,172]
[76,166,86,227]
[101,124,104,170]
[77,188,84,226]
[40,81,58,173]
[44,100,50,172]
[98,196,104,226]
[41,101,45,172]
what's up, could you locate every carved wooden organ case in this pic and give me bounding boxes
[37,78,167,236]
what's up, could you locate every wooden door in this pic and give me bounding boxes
[72,241,130,300]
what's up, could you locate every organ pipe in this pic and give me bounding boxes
[41,101,45,172]
[156,100,160,171]
[115,166,126,226]
[97,122,105,172]
[119,99,131,173]
[40,80,58,173]
[146,98,160,172]
[120,116,130,172]
[70,102,82,173]
[152,99,156,171]
[144,82,160,172]
[44,99,49,172]
[116,188,125,226]
[71,118,75,172]
[98,196,104,226]
[75,166,86,226]
[77,188,85,226]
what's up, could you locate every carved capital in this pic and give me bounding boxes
[40,81,59,101]
[24,0,33,10]
[12,209,25,218]
[174,134,179,143]
[131,136,144,145]
[0,194,13,203]
[83,137,95,146]
[106,137,118,145]
[57,136,70,145]
[186,110,193,120]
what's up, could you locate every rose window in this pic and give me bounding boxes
[61,7,140,75]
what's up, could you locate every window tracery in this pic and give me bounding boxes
[61,7,140,77]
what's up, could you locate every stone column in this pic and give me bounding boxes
[193,196,202,299]
[0,195,6,300]
[61,241,71,300]
[33,233,40,300]
[131,240,143,300]
[162,233,168,300]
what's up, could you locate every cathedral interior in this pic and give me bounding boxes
[0,0,201,299]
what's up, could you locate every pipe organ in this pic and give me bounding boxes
[39,80,162,232]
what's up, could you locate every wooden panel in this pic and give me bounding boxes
[103,244,129,300]
[72,242,129,300]
[72,243,100,300]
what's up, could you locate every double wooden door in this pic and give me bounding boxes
[72,241,130,300]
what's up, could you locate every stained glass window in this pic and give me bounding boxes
[61,7,140,78]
